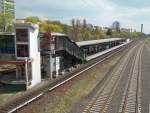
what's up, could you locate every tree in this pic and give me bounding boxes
[46,24,63,32]
[76,19,81,28]
[71,19,75,29]
[83,19,87,28]
[0,13,14,32]
[107,28,112,36]
[39,22,63,32]
[112,32,121,37]
[130,32,140,38]
[61,24,69,33]
[39,22,47,32]
[70,19,78,41]
[98,31,107,39]
[93,26,107,39]
[25,16,39,24]
[81,28,92,41]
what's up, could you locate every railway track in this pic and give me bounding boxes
[82,41,143,113]
[119,43,143,113]
[0,42,132,113]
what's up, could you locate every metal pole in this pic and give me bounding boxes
[50,52,52,79]
[25,58,29,89]
[49,35,52,79]
[141,24,143,33]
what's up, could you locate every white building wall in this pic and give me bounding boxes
[29,25,41,87]
[50,56,55,77]
[55,57,60,76]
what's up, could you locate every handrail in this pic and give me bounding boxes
[55,36,85,61]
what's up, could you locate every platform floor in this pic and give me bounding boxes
[86,41,131,61]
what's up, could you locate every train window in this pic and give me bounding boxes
[16,29,28,42]
[17,44,29,57]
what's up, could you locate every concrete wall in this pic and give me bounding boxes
[28,25,41,87]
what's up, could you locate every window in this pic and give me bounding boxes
[17,44,29,57]
[16,29,28,42]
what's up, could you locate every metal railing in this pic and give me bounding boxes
[56,36,85,61]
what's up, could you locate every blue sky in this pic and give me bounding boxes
[15,0,150,33]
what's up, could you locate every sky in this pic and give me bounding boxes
[15,0,150,33]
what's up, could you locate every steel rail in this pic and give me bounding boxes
[120,47,139,113]
[120,43,143,113]
[83,42,137,113]
[0,42,132,113]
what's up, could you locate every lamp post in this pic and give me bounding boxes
[141,24,143,33]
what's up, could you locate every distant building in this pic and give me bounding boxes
[93,26,103,31]
[87,24,94,31]
[15,19,26,23]
[121,28,131,32]
[102,27,110,32]
[0,0,15,16]
[112,21,120,32]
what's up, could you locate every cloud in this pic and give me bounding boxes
[15,0,150,33]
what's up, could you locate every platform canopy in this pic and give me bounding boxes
[76,38,124,47]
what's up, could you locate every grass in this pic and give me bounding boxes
[51,77,101,113]
[0,49,128,113]
[0,84,25,106]
[15,49,128,113]
[43,54,122,113]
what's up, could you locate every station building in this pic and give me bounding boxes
[0,23,129,89]
[0,23,41,89]
[76,38,126,57]
[76,38,128,61]
[0,23,84,89]
[40,32,84,79]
